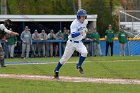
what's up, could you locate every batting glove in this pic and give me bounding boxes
[82,28,88,33]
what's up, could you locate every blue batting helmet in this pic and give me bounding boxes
[77,9,87,19]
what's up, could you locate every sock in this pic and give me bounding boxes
[77,56,86,67]
[54,62,62,72]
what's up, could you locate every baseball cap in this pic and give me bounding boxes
[59,30,62,33]
[42,29,45,32]
[34,30,38,32]
[109,24,112,27]
[50,30,54,32]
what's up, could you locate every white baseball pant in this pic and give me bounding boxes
[59,40,88,64]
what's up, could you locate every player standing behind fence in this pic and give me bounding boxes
[55,30,63,56]
[21,26,32,58]
[39,29,48,57]
[62,27,69,52]
[92,28,102,56]
[63,27,69,40]
[0,19,19,67]
[118,29,128,56]
[105,24,114,56]
[7,28,17,58]
[54,9,88,79]
[32,30,40,57]
[47,30,56,57]
[85,29,93,56]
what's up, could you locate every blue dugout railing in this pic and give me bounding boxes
[3,39,140,58]
[32,40,94,57]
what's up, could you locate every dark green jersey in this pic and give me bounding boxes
[85,33,93,44]
[86,33,93,39]
[62,33,69,40]
[8,36,17,45]
[105,29,114,42]
[118,31,127,43]
[92,32,100,44]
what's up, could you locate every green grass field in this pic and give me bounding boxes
[0,78,139,93]
[0,56,140,93]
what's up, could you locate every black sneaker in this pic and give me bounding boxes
[1,65,6,67]
[54,72,59,79]
[76,65,84,74]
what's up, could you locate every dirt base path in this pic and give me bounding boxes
[0,74,140,84]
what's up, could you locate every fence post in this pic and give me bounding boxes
[132,17,134,32]
[59,41,62,57]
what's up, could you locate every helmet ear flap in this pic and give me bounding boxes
[77,16,87,19]
[77,16,80,19]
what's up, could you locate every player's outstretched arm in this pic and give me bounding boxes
[0,24,19,36]
[4,29,19,36]
[9,31,19,36]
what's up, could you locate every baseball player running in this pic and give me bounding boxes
[54,9,88,79]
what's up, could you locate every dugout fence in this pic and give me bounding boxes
[3,39,140,59]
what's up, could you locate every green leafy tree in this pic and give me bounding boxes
[7,0,122,37]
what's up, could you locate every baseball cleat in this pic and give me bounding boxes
[54,72,59,79]
[76,65,84,74]
[2,65,6,67]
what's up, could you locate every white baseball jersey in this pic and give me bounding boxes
[68,19,88,41]
[59,19,88,64]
